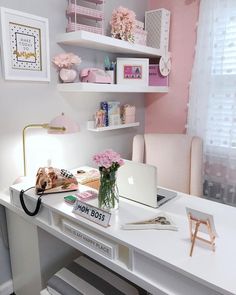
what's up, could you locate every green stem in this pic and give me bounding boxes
[98,169,119,210]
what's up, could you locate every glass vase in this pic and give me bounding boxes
[98,169,119,211]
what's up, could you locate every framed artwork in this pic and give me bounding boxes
[116,58,149,86]
[0,7,50,81]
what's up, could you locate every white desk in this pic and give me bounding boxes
[1,180,236,295]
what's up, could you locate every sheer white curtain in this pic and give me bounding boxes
[187,0,236,206]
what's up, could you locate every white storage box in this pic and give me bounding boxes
[145,8,170,50]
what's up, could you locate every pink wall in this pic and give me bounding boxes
[145,0,200,133]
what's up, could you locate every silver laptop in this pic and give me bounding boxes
[117,160,177,208]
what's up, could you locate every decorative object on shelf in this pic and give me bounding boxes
[186,208,218,257]
[66,0,104,35]
[59,68,77,83]
[110,6,136,42]
[104,56,116,84]
[80,68,111,83]
[104,70,114,84]
[159,52,171,76]
[121,105,136,124]
[145,8,170,51]
[108,101,121,126]
[95,109,106,128]
[52,52,81,83]
[0,7,50,81]
[116,58,149,86]
[134,19,147,46]
[95,101,121,128]
[93,149,124,211]
[100,101,109,126]
[149,64,168,86]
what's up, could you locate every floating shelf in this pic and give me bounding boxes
[57,82,168,93]
[85,0,104,3]
[87,121,140,132]
[56,30,163,57]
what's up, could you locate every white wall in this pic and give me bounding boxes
[0,0,148,288]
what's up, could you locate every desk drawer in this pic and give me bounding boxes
[62,219,118,260]
[133,250,221,295]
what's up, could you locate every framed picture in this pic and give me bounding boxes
[116,58,149,86]
[0,7,50,81]
[186,207,218,237]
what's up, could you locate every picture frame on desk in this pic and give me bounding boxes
[116,57,149,86]
[0,7,50,81]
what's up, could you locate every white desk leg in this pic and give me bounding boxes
[6,209,42,295]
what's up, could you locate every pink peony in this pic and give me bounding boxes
[52,52,81,69]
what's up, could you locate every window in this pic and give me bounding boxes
[206,12,236,149]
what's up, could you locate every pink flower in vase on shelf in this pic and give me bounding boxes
[52,52,81,83]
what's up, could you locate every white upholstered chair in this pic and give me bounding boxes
[132,134,203,196]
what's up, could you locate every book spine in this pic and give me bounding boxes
[100,101,109,126]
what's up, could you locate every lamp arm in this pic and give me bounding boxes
[22,124,65,176]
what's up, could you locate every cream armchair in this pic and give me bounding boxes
[132,134,203,196]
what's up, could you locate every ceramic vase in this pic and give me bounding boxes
[59,68,77,83]
[106,70,115,84]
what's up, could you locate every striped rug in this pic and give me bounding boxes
[47,255,147,295]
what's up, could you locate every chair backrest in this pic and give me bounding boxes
[132,134,203,196]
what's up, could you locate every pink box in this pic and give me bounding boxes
[125,115,135,124]
[149,64,168,86]
[121,105,136,124]
[134,28,147,46]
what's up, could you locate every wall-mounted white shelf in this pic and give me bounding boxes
[57,82,168,93]
[87,121,140,132]
[56,30,163,57]
[84,0,104,3]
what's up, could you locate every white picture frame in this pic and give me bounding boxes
[186,207,218,237]
[116,58,149,86]
[0,7,50,81]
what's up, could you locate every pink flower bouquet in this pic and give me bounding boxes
[110,6,136,42]
[93,149,124,210]
[52,53,81,69]
[93,149,124,170]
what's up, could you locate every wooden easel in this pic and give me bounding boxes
[188,213,216,257]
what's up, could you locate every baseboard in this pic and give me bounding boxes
[0,280,13,295]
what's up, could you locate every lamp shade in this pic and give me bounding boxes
[48,113,80,134]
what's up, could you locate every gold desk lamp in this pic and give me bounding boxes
[16,113,79,216]
[22,113,80,177]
